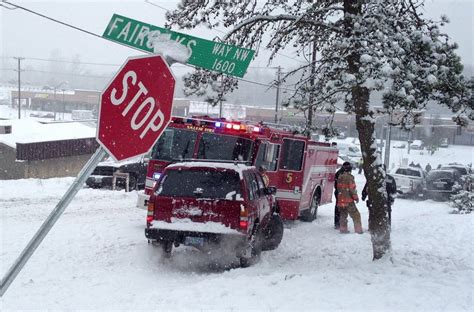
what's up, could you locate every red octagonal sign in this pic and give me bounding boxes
[97,55,175,161]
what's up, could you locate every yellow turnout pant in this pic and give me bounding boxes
[338,203,362,227]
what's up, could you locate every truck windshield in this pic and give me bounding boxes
[157,169,241,199]
[197,133,253,161]
[151,128,198,161]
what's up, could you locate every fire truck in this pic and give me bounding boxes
[137,116,338,221]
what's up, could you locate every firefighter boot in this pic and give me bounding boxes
[354,223,363,234]
[339,223,349,234]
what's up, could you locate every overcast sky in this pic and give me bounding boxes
[1,0,472,75]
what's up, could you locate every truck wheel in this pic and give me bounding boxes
[262,214,284,251]
[161,241,173,258]
[301,192,319,222]
[415,185,424,200]
[240,225,263,268]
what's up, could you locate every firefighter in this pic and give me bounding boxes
[333,165,346,229]
[362,165,397,230]
[336,162,363,234]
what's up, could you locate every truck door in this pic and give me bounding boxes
[244,171,261,227]
[275,138,306,219]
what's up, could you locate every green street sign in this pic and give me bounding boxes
[103,14,255,78]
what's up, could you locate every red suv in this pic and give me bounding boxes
[145,161,284,267]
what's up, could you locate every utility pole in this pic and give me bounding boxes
[384,114,392,169]
[307,40,317,136]
[274,66,281,124]
[218,76,223,118]
[62,89,66,120]
[13,57,25,119]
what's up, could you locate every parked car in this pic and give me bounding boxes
[410,140,424,150]
[336,142,362,163]
[439,163,472,191]
[337,154,358,169]
[425,169,463,201]
[144,161,284,267]
[86,155,149,191]
[391,166,426,197]
[439,138,449,148]
[393,141,406,149]
[440,163,471,177]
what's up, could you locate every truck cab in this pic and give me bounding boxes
[391,166,426,197]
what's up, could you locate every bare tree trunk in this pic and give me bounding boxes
[345,0,391,260]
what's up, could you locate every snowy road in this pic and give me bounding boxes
[1,176,472,311]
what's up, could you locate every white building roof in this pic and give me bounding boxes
[0,119,96,148]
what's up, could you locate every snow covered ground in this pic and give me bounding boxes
[1,104,472,310]
[1,172,472,310]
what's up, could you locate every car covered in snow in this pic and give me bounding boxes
[409,140,424,150]
[145,161,284,267]
[337,154,358,169]
[86,155,149,191]
[439,138,449,148]
[336,142,362,163]
[391,166,426,197]
[424,169,464,200]
[393,141,406,149]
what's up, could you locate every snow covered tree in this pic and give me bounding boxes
[166,0,473,260]
[450,175,473,214]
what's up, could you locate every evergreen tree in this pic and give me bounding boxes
[166,0,473,260]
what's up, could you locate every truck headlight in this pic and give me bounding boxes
[153,172,161,180]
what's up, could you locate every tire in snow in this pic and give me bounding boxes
[262,214,284,251]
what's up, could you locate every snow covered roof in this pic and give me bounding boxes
[0,119,96,148]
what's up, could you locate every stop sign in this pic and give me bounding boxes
[97,55,175,161]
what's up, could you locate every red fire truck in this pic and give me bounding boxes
[137,116,338,221]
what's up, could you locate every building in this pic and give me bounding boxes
[0,119,97,180]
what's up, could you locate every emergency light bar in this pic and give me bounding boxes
[171,116,263,133]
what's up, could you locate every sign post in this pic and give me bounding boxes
[0,55,175,296]
[102,14,255,78]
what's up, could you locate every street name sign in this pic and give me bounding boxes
[102,14,255,78]
[97,54,175,161]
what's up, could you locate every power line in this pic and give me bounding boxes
[0,56,280,70]
[6,56,119,67]
[25,69,111,79]
[1,1,297,92]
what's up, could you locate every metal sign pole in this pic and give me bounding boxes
[0,146,107,297]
